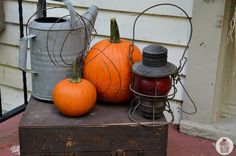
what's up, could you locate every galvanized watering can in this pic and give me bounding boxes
[19,0,98,101]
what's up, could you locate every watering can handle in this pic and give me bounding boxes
[18,35,36,71]
[52,0,78,28]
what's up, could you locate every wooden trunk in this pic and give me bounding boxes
[19,97,168,156]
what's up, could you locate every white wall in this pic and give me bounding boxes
[0,0,193,122]
[180,0,236,143]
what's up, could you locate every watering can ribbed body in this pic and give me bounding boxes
[19,2,98,101]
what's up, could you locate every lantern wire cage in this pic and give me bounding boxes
[128,3,197,126]
[25,1,97,68]
[129,75,177,127]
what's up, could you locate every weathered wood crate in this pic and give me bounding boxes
[19,97,168,156]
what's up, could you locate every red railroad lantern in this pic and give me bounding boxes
[130,44,177,119]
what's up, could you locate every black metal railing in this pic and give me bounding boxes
[0,88,27,122]
[0,0,46,123]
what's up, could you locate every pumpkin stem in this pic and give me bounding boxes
[110,18,120,43]
[70,61,81,83]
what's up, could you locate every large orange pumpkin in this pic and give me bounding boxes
[52,62,97,117]
[83,18,142,103]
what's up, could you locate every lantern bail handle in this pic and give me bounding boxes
[129,4,197,116]
[129,3,193,73]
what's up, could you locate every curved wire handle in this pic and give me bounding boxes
[129,3,197,115]
[129,3,193,71]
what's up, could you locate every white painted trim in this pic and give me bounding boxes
[180,0,236,143]
[211,0,234,122]
[180,119,236,145]
[181,0,226,124]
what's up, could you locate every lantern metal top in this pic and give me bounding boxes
[132,44,177,78]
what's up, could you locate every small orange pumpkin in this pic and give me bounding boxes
[83,18,142,103]
[52,62,97,117]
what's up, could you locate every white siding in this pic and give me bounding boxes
[0,0,193,121]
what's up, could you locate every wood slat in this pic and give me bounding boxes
[0,23,20,46]
[0,64,185,101]
[0,41,187,100]
[0,44,31,69]
[0,85,30,112]
[23,0,193,17]
[0,25,187,101]
[0,24,186,101]
[0,66,32,91]
[0,23,188,75]
[4,0,192,46]
[0,41,187,70]
[91,36,188,75]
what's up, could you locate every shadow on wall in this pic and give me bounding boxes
[0,0,5,31]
